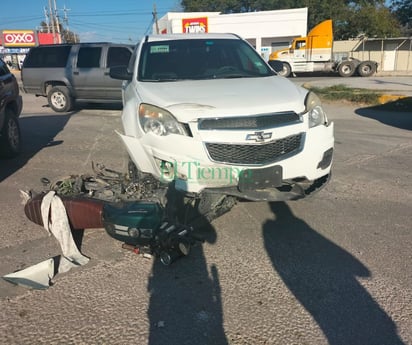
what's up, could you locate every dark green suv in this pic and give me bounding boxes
[0,58,23,158]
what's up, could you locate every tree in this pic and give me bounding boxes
[180,0,402,39]
[60,29,80,43]
[339,3,401,39]
[390,0,412,36]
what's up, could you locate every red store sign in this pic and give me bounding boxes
[2,30,36,47]
[182,17,208,34]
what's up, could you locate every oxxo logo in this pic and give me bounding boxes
[2,31,36,46]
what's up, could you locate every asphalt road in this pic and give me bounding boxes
[0,86,411,345]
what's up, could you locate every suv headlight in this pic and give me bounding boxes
[138,104,188,136]
[304,92,328,128]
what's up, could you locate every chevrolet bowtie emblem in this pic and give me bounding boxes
[246,131,272,142]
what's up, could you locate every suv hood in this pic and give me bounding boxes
[136,76,307,122]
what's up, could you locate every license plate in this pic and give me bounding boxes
[238,166,283,191]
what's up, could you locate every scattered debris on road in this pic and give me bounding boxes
[3,163,215,289]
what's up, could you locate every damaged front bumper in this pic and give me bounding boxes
[118,120,334,201]
[204,173,331,202]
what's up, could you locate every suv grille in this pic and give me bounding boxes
[199,112,300,130]
[205,133,304,165]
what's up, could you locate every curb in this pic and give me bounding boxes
[378,94,408,104]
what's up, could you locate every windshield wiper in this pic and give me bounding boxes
[142,78,178,82]
[221,74,248,79]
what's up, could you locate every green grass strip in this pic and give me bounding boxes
[306,84,381,104]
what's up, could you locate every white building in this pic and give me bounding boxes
[155,8,308,60]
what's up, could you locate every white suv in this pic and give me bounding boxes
[110,33,334,206]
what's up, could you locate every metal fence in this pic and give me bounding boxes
[334,37,412,74]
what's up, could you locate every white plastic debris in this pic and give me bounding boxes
[40,191,89,273]
[3,191,90,289]
[3,258,55,290]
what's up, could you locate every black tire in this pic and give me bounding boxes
[278,62,291,77]
[127,159,139,182]
[0,109,21,159]
[47,86,73,112]
[192,193,236,224]
[268,60,284,73]
[357,61,377,77]
[338,61,356,77]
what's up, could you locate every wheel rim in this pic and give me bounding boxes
[51,91,66,109]
[361,65,371,74]
[280,65,289,76]
[342,65,352,74]
[7,118,20,151]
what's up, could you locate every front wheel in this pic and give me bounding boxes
[47,86,73,112]
[278,62,291,77]
[0,109,21,158]
[188,193,237,226]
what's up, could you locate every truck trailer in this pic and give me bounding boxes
[268,19,378,77]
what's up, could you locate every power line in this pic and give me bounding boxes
[144,17,156,36]
[0,16,44,25]
[70,11,154,17]
[0,2,177,43]
[68,6,174,17]
[69,19,151,32]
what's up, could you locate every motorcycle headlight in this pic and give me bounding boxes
[138,104,188,136]
[304,92,328,128]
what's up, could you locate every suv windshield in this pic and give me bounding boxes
[138,38,274,81]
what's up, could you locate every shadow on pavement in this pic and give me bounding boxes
[73,101,123,111]
[370,78,412,88]
[39,101,122,112]
[289,71,338,78]
[0,113,74,183]
[147,191,228,345]
[355,97,412,131]
[263,202,405,345]
[148,250,227,345]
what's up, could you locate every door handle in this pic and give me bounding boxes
[73,71,79,75]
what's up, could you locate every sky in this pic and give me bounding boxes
[0,0,183,43]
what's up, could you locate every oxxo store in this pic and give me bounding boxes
[0,30,60,70]
[155,8,308,61]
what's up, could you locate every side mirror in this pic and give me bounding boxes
[110,65,132,81]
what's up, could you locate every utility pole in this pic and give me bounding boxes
[53,0,61,38]
[43,7,50,32]
[47,0,62,43]
[48,0,56,43]
[153,3,159,34]
[63,5,76,43]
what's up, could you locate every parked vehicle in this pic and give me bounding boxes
[268,20,378,77]
[110,33,334,218]
[21,42,133,112]
[0,58,23,158]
